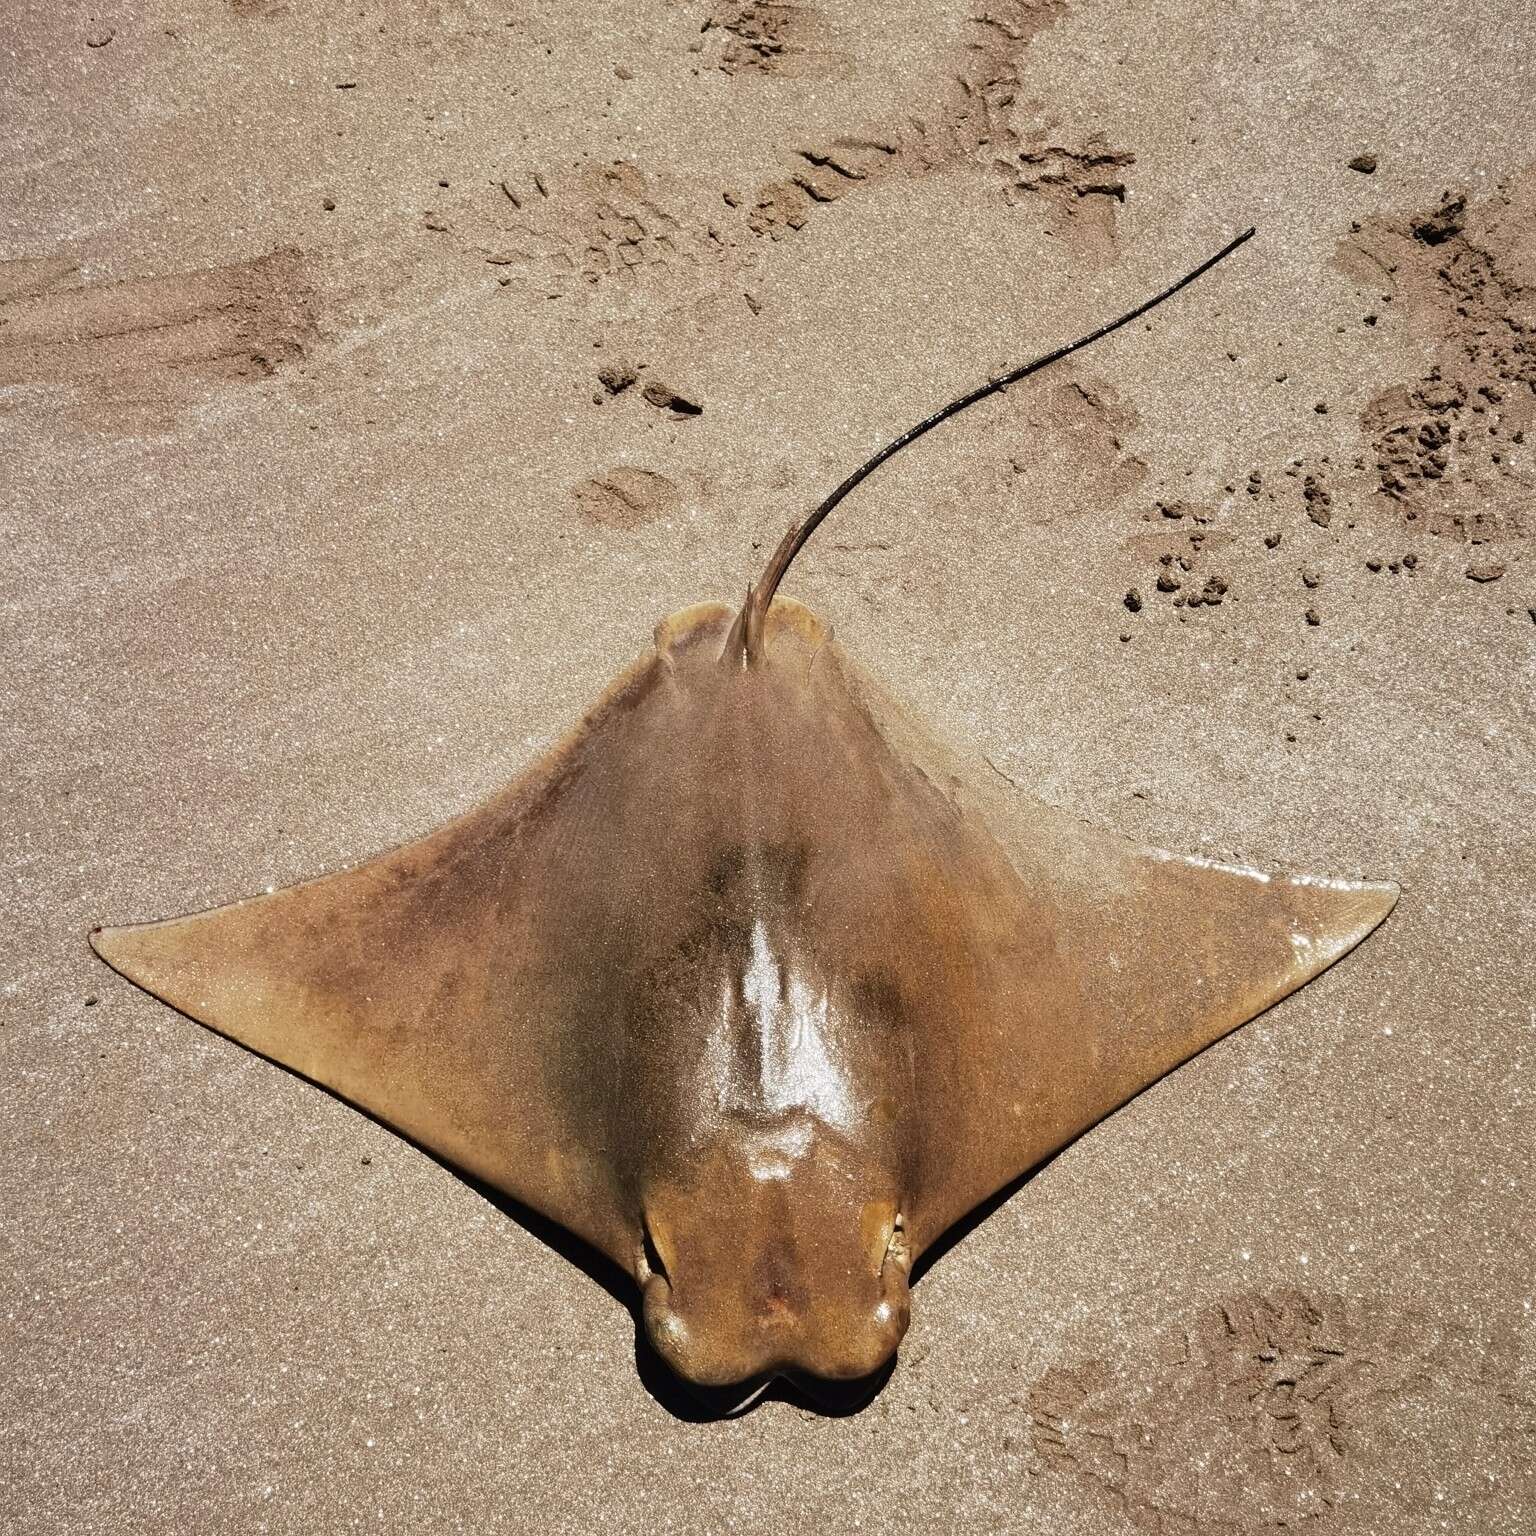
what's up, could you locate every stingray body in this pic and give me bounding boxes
[92,598,1395,1395]
[91,232,1397,1401]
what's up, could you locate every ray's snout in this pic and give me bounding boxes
[641,1238,910,1388]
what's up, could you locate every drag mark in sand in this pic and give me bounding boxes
[1029,1288,1535,1531]
[0,248,317,390]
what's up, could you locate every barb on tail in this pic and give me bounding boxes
[727,226,1257,665]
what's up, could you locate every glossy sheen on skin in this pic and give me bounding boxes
[91,598,1397,1392]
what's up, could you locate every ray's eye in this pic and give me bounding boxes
[641,1219,670,1285]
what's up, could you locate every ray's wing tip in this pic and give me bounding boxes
[1287,874,1400,972]
[88,919,165,983]
[88,921,135,973]
[1317,875,1400,923]
[1346,877,1400,940]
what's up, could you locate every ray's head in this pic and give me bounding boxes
[634,1116,911,1396]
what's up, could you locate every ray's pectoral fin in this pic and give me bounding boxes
[88,636,692,1274]
[916,838,1398,1255]
[1062,849,1400,1132]
[89,775,640,1271]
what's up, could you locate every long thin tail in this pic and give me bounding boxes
[726,226,1256,665]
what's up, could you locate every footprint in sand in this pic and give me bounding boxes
[1029,1287,1536,1531]
[572,468,683,530]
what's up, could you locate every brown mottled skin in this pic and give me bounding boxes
[91,597,1396,1396]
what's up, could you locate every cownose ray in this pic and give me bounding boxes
[91,228,1397,1412]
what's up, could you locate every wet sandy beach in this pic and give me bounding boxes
[3,2,1534,1531]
